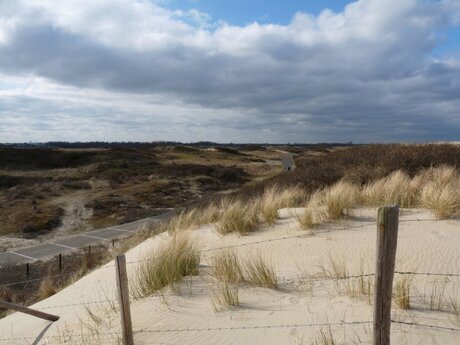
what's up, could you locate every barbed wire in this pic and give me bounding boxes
[1,271,82,288]
[35,298,119,310]
[0,320,372,342]
[0,216,455,293]
[394,271,460,277]
[133,320,372,334]
[4,251,460,290]
[391,319,460,332]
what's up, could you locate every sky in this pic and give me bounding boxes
[0,0,459,143]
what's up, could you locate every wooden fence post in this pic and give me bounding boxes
[373,205,399,345]
[0,300,59,322]
[115,254,134,345]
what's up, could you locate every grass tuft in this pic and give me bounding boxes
[311,326,338,345]
[419,182,459,219]
[257,184,307,225]
[393,275,412,309]
[211,280,240,311]
[210,249,243,284]
[423,278,447,310]
[133,233,200,297]
[241,253,278,289]
[37,276,58,299]
[258,185,282,225]
[322,180,359,220]
[361,170,414,207]
[216,199,260,235]
[318,255,348,280]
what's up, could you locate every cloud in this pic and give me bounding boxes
[0,0,459,142]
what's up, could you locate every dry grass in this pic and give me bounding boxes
[322,180,359,220]
[209,250,242,311]
[394,275,412,309]
[54,297,120,345]
[211,280,240,311]
[298,180,358,229]
[418,166,459,219]
[317,255,372,301]
[311,326,338,345]
[133,233,200,297]
[449,291,460,324]
[344,261,373,302]
[200,202,222,224]
[317,255,348,280]
[154,203,222,235]
[216,199,260,235]
[37,276,58,299]
[419,183,459,219]
[278,185,308,208]
[210,249,243,284]
[423,279,448,310]
[241,253,278,289]
[258,185,282,225]
[358,166,459,218]
[361,170,415,208]
[253,184,307,225]
[298,191,328,230]
[357,166,460,219]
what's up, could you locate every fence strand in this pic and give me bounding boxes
[391,319,460,333]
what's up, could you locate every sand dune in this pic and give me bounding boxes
[1,208,459,344]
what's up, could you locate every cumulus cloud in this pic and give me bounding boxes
[0,0,459,142]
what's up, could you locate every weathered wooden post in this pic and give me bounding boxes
[0,300,59,322]
[374,205,399,345]
[115,254,134,345]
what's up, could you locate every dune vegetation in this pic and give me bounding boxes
[133,233,200,297]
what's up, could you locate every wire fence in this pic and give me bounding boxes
[0,319,459,343]
[1,216,460,344]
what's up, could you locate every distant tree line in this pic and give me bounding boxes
[0,141,354,149]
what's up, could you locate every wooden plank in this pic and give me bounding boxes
[0,300,59,322]
[115,254,134,345]
[373,205,399,345]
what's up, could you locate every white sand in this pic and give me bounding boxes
[1,208,460,344]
